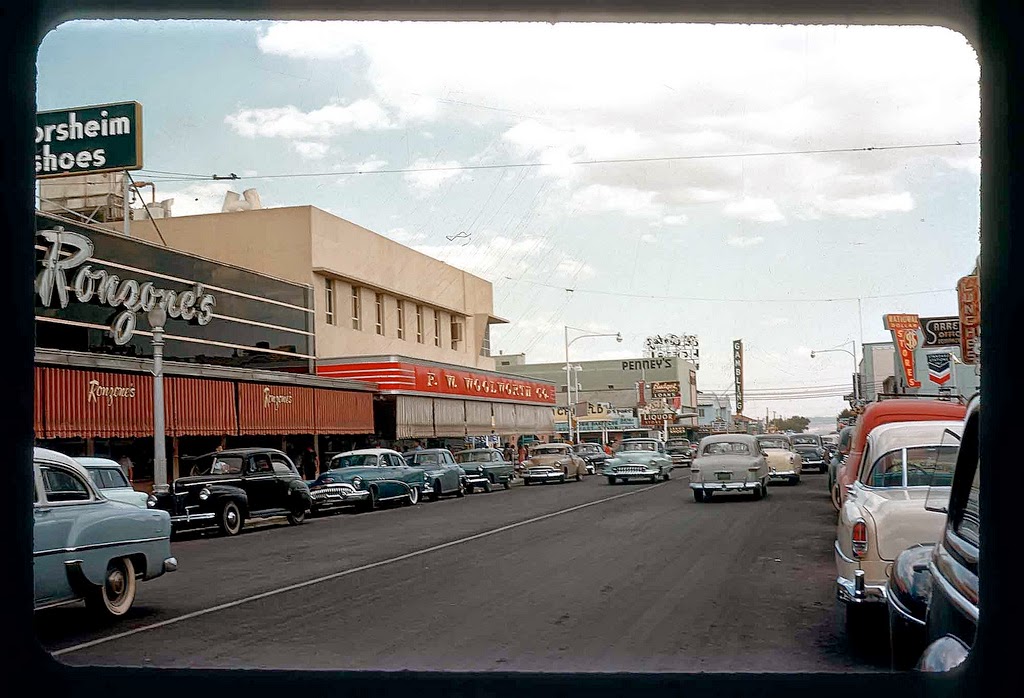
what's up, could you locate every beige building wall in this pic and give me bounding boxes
[123,205,500,369]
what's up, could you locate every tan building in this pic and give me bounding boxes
[128,206,505,370]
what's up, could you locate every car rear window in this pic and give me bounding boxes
[703,442,750,455]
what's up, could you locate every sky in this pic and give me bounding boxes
[35,20,981,419]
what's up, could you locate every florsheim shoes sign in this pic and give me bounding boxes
[36,101,143,178]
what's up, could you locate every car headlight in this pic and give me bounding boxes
[199,487,210,501]
[352,476,363,489]
[146,494,157,508]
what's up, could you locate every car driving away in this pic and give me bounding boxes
[789,433,827,473]
[689,434,770,501]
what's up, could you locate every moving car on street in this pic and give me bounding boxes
[34,447,176,618]
[404,448,467,499]
[453,448,514,491]
[311,449,433,513]
[756,434,802,484]
[76,457,148,508]
[665,437,694,468]
[522,443,587,485]
[790,433,827,473]
[573,442,610,475]
[150,448,312,535]
[602,438,673,484]
[829,425,856,510]
[887,396,979,672]
[689,434,769,501]
[835,420,961,647]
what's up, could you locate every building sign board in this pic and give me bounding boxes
[927,353,953,385]
[920,316,961,347]
[36,101,143,178]
[651,380,681,398]
[644,334,699,369]
[733,339,744,414]
[957,276,980,365]
[666,425,689,437]
[884,314,922,388]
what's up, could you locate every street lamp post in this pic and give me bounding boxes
[810,340,859,402]
[565,326,622,444]
[148,305,169,493]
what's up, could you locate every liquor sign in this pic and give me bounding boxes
[927,352,953,385]
[651,381,681,398]
[640,412,672,428]
[36,101,143,178]
[957,275,980,365]
[733,339,744,414]
[920,316,961,347]
[884,314,922,388]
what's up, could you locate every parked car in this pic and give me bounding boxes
[689,434,770,501]
[34,447,176,618]
[453,448,514,491]
[834,420,962,646]
[76,457,148,508]
[602,438,673,484]
[790,433,827,473]
[885,396,979,672]
[834,398,967,512]
[522,443,587,484]
[755,434,802,484]
[665,437,695,468]
[310,449,434,513]
[829,425,857,510]
[149,448,312,535]
[403,448,468,499]
[573,442,610,474]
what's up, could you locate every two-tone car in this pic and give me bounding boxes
[34,447,176,619]
[601,438,673,484]
[149,448,312,535]
[573,442,610,475]
[403,448,468,499]
[689,434,770,501]
[521,443,587,485]
[76,457,148,508]
[453,448,515,491]
[310,449,434,513]
[835,420,961,646]
[756,434,802,484]
[790,433,827,473]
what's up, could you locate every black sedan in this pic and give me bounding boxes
[573,442,610,474]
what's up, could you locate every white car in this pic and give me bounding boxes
[834,419,962,644]
[76,457,149,508]
[689,434,770,501]
[755,434,802,484]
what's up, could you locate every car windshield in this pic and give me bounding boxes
[703,442,751,455]
[790,436,817,445]
[576,444,599,453]
[866,444,960,488]
[192,455,244,476]
[330,454,380,468]
[666,440,690,448]
[758,438,789,450]
[88,467,130,489]
[620,441,656,452]
[454,451,486,463]
[531,446,567,456]
[408,452,443,465]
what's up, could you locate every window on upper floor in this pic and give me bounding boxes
[480,324,491,357]
[451,318,462,350]
[375,293,385,335]
[324,279,335,325]
[416,305,424,343]
[434,311,441,347]
[351,286,361,330]
[397,302,405,339]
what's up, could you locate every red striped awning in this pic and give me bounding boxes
[238,382,315,435]
[42,366,154,438]
[166,377,237,436]
[314,388,374,434]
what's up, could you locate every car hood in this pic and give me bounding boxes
[526,454,570,467]
[862,488,950,561]
[316,467,386,484]
[608,451,661,464]
[102,488,149,508]
[172,474,242,491]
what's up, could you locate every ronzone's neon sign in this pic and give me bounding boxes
[35,226,216,345]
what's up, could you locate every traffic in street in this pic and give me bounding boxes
[37,470,886,672]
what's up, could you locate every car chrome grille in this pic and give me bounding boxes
[615,465,648,473]
[312,484,356,499]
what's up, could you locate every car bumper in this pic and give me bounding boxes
[311,489,370,508]
[169,507,216,525]
[606,468,659,478]
[836,573,887,604]
[768,469,799,479]
[523,471,564,482]
[690,480,760,492]
[800,459,825,467]
[462,474,490,487]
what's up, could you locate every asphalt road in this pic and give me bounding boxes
[36,471,889,672]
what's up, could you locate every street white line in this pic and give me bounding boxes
[53,480,670,657]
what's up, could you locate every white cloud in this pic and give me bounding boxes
[357,157,388,172]
[568,184,666,220]
[723,198,784,223]
[292,141,329,159]
[811,192,915,218]
[155,182,233,217]
[640,233,657,243]
[403,159,465,193]
[660,214,689,226]
[761,317,790,326]
[386,227,427,244]
[410,234,591,283]
[727,235,766,248]
[224,99,393,139]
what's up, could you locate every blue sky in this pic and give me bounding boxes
[36,20,981,418]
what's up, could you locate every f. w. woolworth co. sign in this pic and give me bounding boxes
[35,226,216,345]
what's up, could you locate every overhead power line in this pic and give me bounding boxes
[133,140,977,184]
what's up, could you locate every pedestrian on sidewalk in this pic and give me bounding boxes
[300,446,318,480]
[118,454,134,482]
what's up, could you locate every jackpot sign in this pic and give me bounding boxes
[35,226,216,345]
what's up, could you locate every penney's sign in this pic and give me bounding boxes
[36,101,143,178]
[35,226,216,345]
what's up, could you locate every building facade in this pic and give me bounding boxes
[858,342,896,402]
[697,391,732,428]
